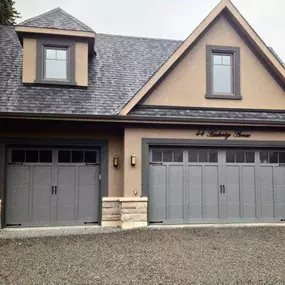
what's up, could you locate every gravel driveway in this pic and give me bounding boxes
[1,227,285,284]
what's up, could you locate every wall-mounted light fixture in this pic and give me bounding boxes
[131,154,136,166]
[113,155,119,167]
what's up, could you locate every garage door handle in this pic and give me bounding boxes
[51,186,54,195]
[223,185,226,194]
[220,185,223,193]
[54,186,57,195]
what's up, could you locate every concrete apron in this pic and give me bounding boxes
[150,223,285,229]
[2,223,285,239]
[0,225,120,239]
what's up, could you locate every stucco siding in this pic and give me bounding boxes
[143,15,285,109]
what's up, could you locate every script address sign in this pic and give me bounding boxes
[196,129,251,140]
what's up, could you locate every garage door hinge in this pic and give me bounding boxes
[99,174,102,180]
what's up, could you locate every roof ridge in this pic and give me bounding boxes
[56,8,94,32]
[17,7,94,32]
[97,32,182,43]
[18,7,61,26]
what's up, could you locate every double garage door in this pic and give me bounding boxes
[149,148,285,224]
[6,148,100,227]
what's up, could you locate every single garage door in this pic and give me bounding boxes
[149,148,285,224]
[6,148,100,227]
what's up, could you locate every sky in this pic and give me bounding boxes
[14,0,285,62]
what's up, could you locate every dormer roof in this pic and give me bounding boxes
[18,7,94,32]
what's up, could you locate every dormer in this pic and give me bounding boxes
[15,8,95,87]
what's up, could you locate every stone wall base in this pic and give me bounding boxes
[102,197,148,229]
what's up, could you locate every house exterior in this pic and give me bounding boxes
[0,0,285,229]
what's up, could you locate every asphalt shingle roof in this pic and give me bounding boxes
[129,106,285,124]
[0,25,181,115]
[18,8,94,32]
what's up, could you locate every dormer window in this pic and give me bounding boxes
[206,45,241,100]
[36,39,76,85]
[44,47,68,80]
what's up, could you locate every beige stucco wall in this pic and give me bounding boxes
[124,127,285,197]
[75,42,88,87]
[22,38,37,83]
[143,15,285,109]
[21,38,89,87]
[0,131,123,197]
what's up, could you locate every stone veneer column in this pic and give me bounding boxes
[101,197,121,227]
[120,197,148,229]
[101,197,148,229]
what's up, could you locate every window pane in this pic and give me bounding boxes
[26,150,39,163]
[45,59,67,80]
[40,150,52,163]
[58,151,71,163]
[213,54,222,64]
[152,150,162,162]
[226,151,235,163]
[72,151,83,163]
[56,49,67,60]
[279,152,285,163]
[85,151,97,163]
[236,152,244,163]
[188,151,198,162]
[269,152,278,163]
[222,55,231,65]
[173,150,183,162]
[12,150,25,163]
[213,65,232,94]
[199,151,207,163]
[209,151,218,163]
[163,150,172,162]
[46,49,56,59]
[245,152,255,163]
[260,152,268,163]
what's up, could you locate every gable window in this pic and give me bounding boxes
[36,39,75,85]
[206,45,241,99]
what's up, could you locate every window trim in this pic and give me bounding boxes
[206,45,241,100]
[36,39,76,85]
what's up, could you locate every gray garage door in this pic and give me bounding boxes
[6,148,100,227]
[149,148,285,224]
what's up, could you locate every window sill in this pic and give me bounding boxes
[205,94,242,100]
[34,79,77,87]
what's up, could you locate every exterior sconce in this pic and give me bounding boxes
[113,155,119,167]
[131,154,136,166]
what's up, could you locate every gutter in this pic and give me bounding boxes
[0,111,285,127]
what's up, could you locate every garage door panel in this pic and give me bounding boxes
[274,167,285,218]
[168,165,183,221]
[6,165,30,223]
[78,166,99,222]
[225,166,240,219]
[259,167,274,219]
[204,166,219,219]
[149,165,167,222]
[32,166,53,223]
[188,166,202,219]
[57,166,76,222]
[241,166,256,219]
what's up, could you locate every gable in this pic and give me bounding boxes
[142,14,285,110]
